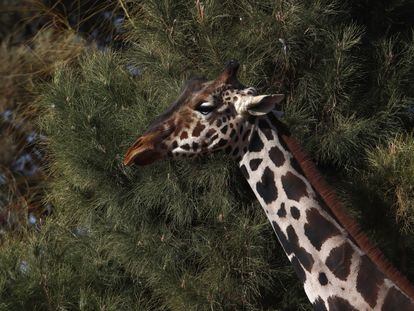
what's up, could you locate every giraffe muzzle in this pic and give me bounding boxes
[225,59,239,75]
[217,59,244,89]
[124,122,176,166]
[123,135,163,166]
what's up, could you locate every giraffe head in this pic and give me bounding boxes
[123,60,284,166]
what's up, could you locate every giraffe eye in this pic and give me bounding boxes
[196,102,216,115]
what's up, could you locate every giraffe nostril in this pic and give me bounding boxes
[226,59,239,69]
[225,60,240,77]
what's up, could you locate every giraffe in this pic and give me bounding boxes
[123,60,414,310]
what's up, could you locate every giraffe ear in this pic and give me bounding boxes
[246,94,285,116]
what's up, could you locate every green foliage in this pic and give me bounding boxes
[0,29,85,231]
[0,0,122,232]
[366,135,414,233]
[1,0,414,310]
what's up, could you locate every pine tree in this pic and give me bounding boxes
[0,28,85,232]
[1,1,414,310]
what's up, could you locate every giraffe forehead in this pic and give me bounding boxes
[152,84,249,133]
[183,81,250,110]
[190,82,229,104]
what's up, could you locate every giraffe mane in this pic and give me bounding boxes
[269,114,414,300]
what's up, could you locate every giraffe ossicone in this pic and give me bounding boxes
[124,61,414,310]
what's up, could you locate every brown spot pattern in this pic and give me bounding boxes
[277,132,289,150]
[304,208,341,251]
[313,297,327,311]
[291,256,306,283]
[327,296,357,311]
[242,129,251,141]
[382,287,414,311]
[220,125,228,134]
[290,206,300,219]
[210,134,218,142]
[290,157,305,176]
[356,255,385,308]
[258,119,274,141]
[213,138,227,149]
[256,167,278,204]
[281,172,308,201]
[206,128,216,138]
[286,225,314,272]
[192,122,205,137]
[180,131,188,139]
[181,143,190,151]
[269,146,285,167]
[240,164,249,179]
[326,242,354,280]
[277,203,286,218]
[318,272,328,286]
[271,221,292,255]
[249,158,262,171]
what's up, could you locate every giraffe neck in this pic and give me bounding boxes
[236,113,414,310]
